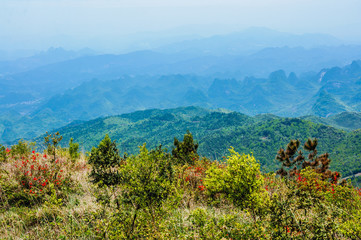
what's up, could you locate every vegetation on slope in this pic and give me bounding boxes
[37,106,361,177]
[1,133,361,239]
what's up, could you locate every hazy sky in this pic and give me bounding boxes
[1,0,361,51]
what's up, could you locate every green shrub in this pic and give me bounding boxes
[44,131,63,162]
[0,144,7,162]
[268,167,361,239]
[10,139,35,158]
[119,145,173,222]
[205,147,268,213]
[68,138,80,163]
[89,139,174,238]
[172,131,199,165]
[88,134,121,187]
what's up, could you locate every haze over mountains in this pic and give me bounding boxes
[1,27,361,144]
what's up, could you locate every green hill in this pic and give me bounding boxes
[36,106,361,177]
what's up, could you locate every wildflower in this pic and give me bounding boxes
[32,150,35,154]
[43,154,47,158]
[6,148,10,153]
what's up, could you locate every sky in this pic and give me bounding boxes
[1,0,361,52]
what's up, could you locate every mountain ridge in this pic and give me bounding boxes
[33,106,361,177]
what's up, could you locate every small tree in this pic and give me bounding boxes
[276,138,340,183]
[172,131,199,165]
[205,147,267,214]
[120,145,173,230]
[0,144,6,162]
[88,134,121,187]
[11,139,35,157]
[68,138,80,163]
[44,132,63,162]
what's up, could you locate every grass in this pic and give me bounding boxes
[1,146,361,239]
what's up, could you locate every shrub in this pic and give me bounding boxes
[172,131,199,165]
[119,144,173,220]
[68,138,80,163]
[88,134,121,187]
[175,157,211,207]
[1,151,72,207]
[10,139,35,158]
[205,147,267,213]
[0,144,7,162]
[117,144,174,237]
[44,132,63,162]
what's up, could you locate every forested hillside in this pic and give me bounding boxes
[37,106,361,177]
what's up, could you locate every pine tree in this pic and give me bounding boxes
[276,138,340,183]
[172,131,199,165]
[88,134,122,187]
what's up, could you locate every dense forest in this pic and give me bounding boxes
[33,106,361,178]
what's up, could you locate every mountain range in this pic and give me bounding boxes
[1,28,361,143]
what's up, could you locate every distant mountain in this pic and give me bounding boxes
[1,29,361,143]
[302,112,361,131]
[0,47,96,75]
[35,106,361,177]
[2,45,361,116]
[157,27,343,55]
[304,60,361,116]
[2,60,361,143]
[310,91,348,117]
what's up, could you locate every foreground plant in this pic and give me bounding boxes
[205,147,268,218]
[88,134,174,238]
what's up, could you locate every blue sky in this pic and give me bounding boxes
[1,0,361,51]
